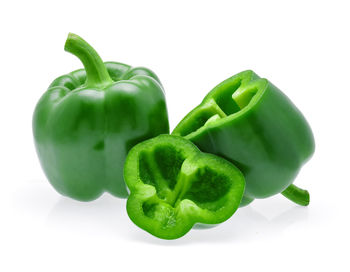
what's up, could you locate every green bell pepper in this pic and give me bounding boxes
[173,70,315,206]
[33,33,169,201]
[125,134,245,239]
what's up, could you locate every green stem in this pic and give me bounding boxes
[64,33,113,88]
[281,184,310,206]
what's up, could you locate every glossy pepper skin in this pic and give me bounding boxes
[125,134,245,239]
[33,33,169,201]
[173,70,315,206]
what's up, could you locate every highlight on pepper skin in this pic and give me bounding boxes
[124,134,245,239]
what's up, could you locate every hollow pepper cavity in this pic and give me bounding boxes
[124,134,245,239]
[173,70,315,206]
[33,33,169,201]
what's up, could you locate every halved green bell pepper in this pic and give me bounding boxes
[33,33,169,201]
[124,134,245,239]
[173,70,315,206]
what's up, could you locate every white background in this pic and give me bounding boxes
[1,0,349,271]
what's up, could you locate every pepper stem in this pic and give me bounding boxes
[64,33,113,88]
[281,184,310,206]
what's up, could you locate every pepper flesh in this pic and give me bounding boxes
[173,70,314,206]
[124,134,245,239]
[33,33,169,201]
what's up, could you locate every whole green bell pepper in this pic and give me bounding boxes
[173,70,314,206]
[125,134,245,239]
[33,33,169,201]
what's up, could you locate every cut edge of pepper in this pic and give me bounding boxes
[172,71,268,140]
[124,135,245,239]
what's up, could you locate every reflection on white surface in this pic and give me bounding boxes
[46,193,131,238]
[45,190,309,245]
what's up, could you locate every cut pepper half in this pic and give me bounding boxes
[124,134,245,239]
[173,70,314,205]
